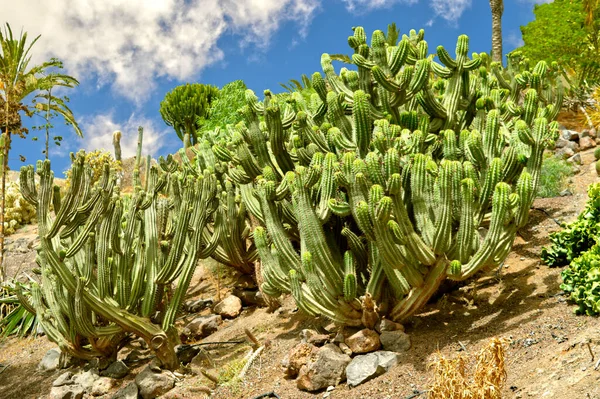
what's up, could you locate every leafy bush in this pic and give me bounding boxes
[201,80,247,137]
[560,243,600,315]
[536,153,573,198]
[541,183,600,266]
[4,181,37,235]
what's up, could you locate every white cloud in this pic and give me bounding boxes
[4,0,319,103]
[429,0,472,24]
[341,0,418,13]
[75,112,170,159]
[506,32,525,49]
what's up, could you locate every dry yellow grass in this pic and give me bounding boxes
[428,337,507,399]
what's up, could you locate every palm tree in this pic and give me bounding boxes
[0,24,82,280]
[489,0,504,64]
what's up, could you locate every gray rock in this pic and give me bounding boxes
[561,129,579,141]
[579,136,596,150]
[565,140,580,151]
[380,330,412,352]
[101,360,129,379]
[183,298,213,313]
[296,344,351,392]
[556,147,575,159]
[560,189,573,197]
[91,377,113,396]
[376,319,405,333]
[50,385,84,399]
[554,137,570,149]
[135,365,176,399]
[181,314,222,339]
[53,371,74,387]
[72,369,100,392]
[110,382,139,399]
[233,289,267,307]
[345,329,381,354]
[567,153,583,165]
[346,351,400,387]
[39,348,61,371]
[213,295,243,319]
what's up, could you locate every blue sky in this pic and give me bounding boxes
[4,0,549,176]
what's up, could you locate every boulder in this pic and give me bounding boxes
[91,377,114,396]
[567,153,583,165]
[345,329,381,354]
[380,330,412,353]
[346,351,400,387]
[296,344,351,391]
[53,371,75,387]
[579,136,596,150]
[135,365,176,399]
[72,369,100,392]
[282,342,318,378]
[101,360,130,379]
[555,147,575,159]
[39,348,61,371]
[183,298,214,313]
[561,129,579,141]
[376,319,405,333]
[110,382,139,399]
[213,295,243,319]
[182,314,222,339]
[50,385,84,399]
[233,289,267,307]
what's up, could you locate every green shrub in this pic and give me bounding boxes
[560,243,600,315]
[541,183,600,266]
[594,147,600,160]
[537,153,573,198]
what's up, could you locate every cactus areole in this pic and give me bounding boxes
[210,26,562,326]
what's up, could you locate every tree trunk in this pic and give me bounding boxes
[0,132,9,282]
[490,0,504,64]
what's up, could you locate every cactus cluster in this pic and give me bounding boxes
[209,26,562,326]
[20,129,221,369]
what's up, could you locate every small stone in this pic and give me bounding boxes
[50,385,84,399]
[300,329,319,342]
[565,140,580,152]
[567,153,582,165]
[346,351,400,387]
[296,344,351,392]
[376,319,405,333]
[338,343,352,356]
[283,342,318,378]
[579,136,596,150]
[581,129,591,138]
[72,369,100,392]
[559,189,573,197]
[53,371,74,387]
[554,137,569,149]
[345,329,381,354]
[555,147,575,159]
[135,365,176,399]
[308,334,330,346]
[213,295,243,319]
[101,360,130,379]
[233,289,267,307]
[39,348,61,371]
[326,386,335,392]
[333,332,345,344]
[561,129,579,141]
[380,330,412,352]
[91,377,113,396]
[183,298,213,313]
[181,314,222,339]
[124,348,150,364]
[110,381,138,399]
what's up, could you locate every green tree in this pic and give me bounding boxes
[200,80,247,137]
[159,83,218,148]
[517,0,600,82]
[0,24,82,280]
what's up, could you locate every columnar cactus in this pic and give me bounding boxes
[20,130,220,369]
[214,26,561,326]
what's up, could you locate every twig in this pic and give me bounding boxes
[403,390,428,399]
[189,340,244,347]
[238,345,265,381]
[531,207,562,226]
[251,392,280,399]
[245,328,261,348]
[458,341,467,352]
[594,357,600,370]
[586,342,595,362]
[0,362,10,375]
